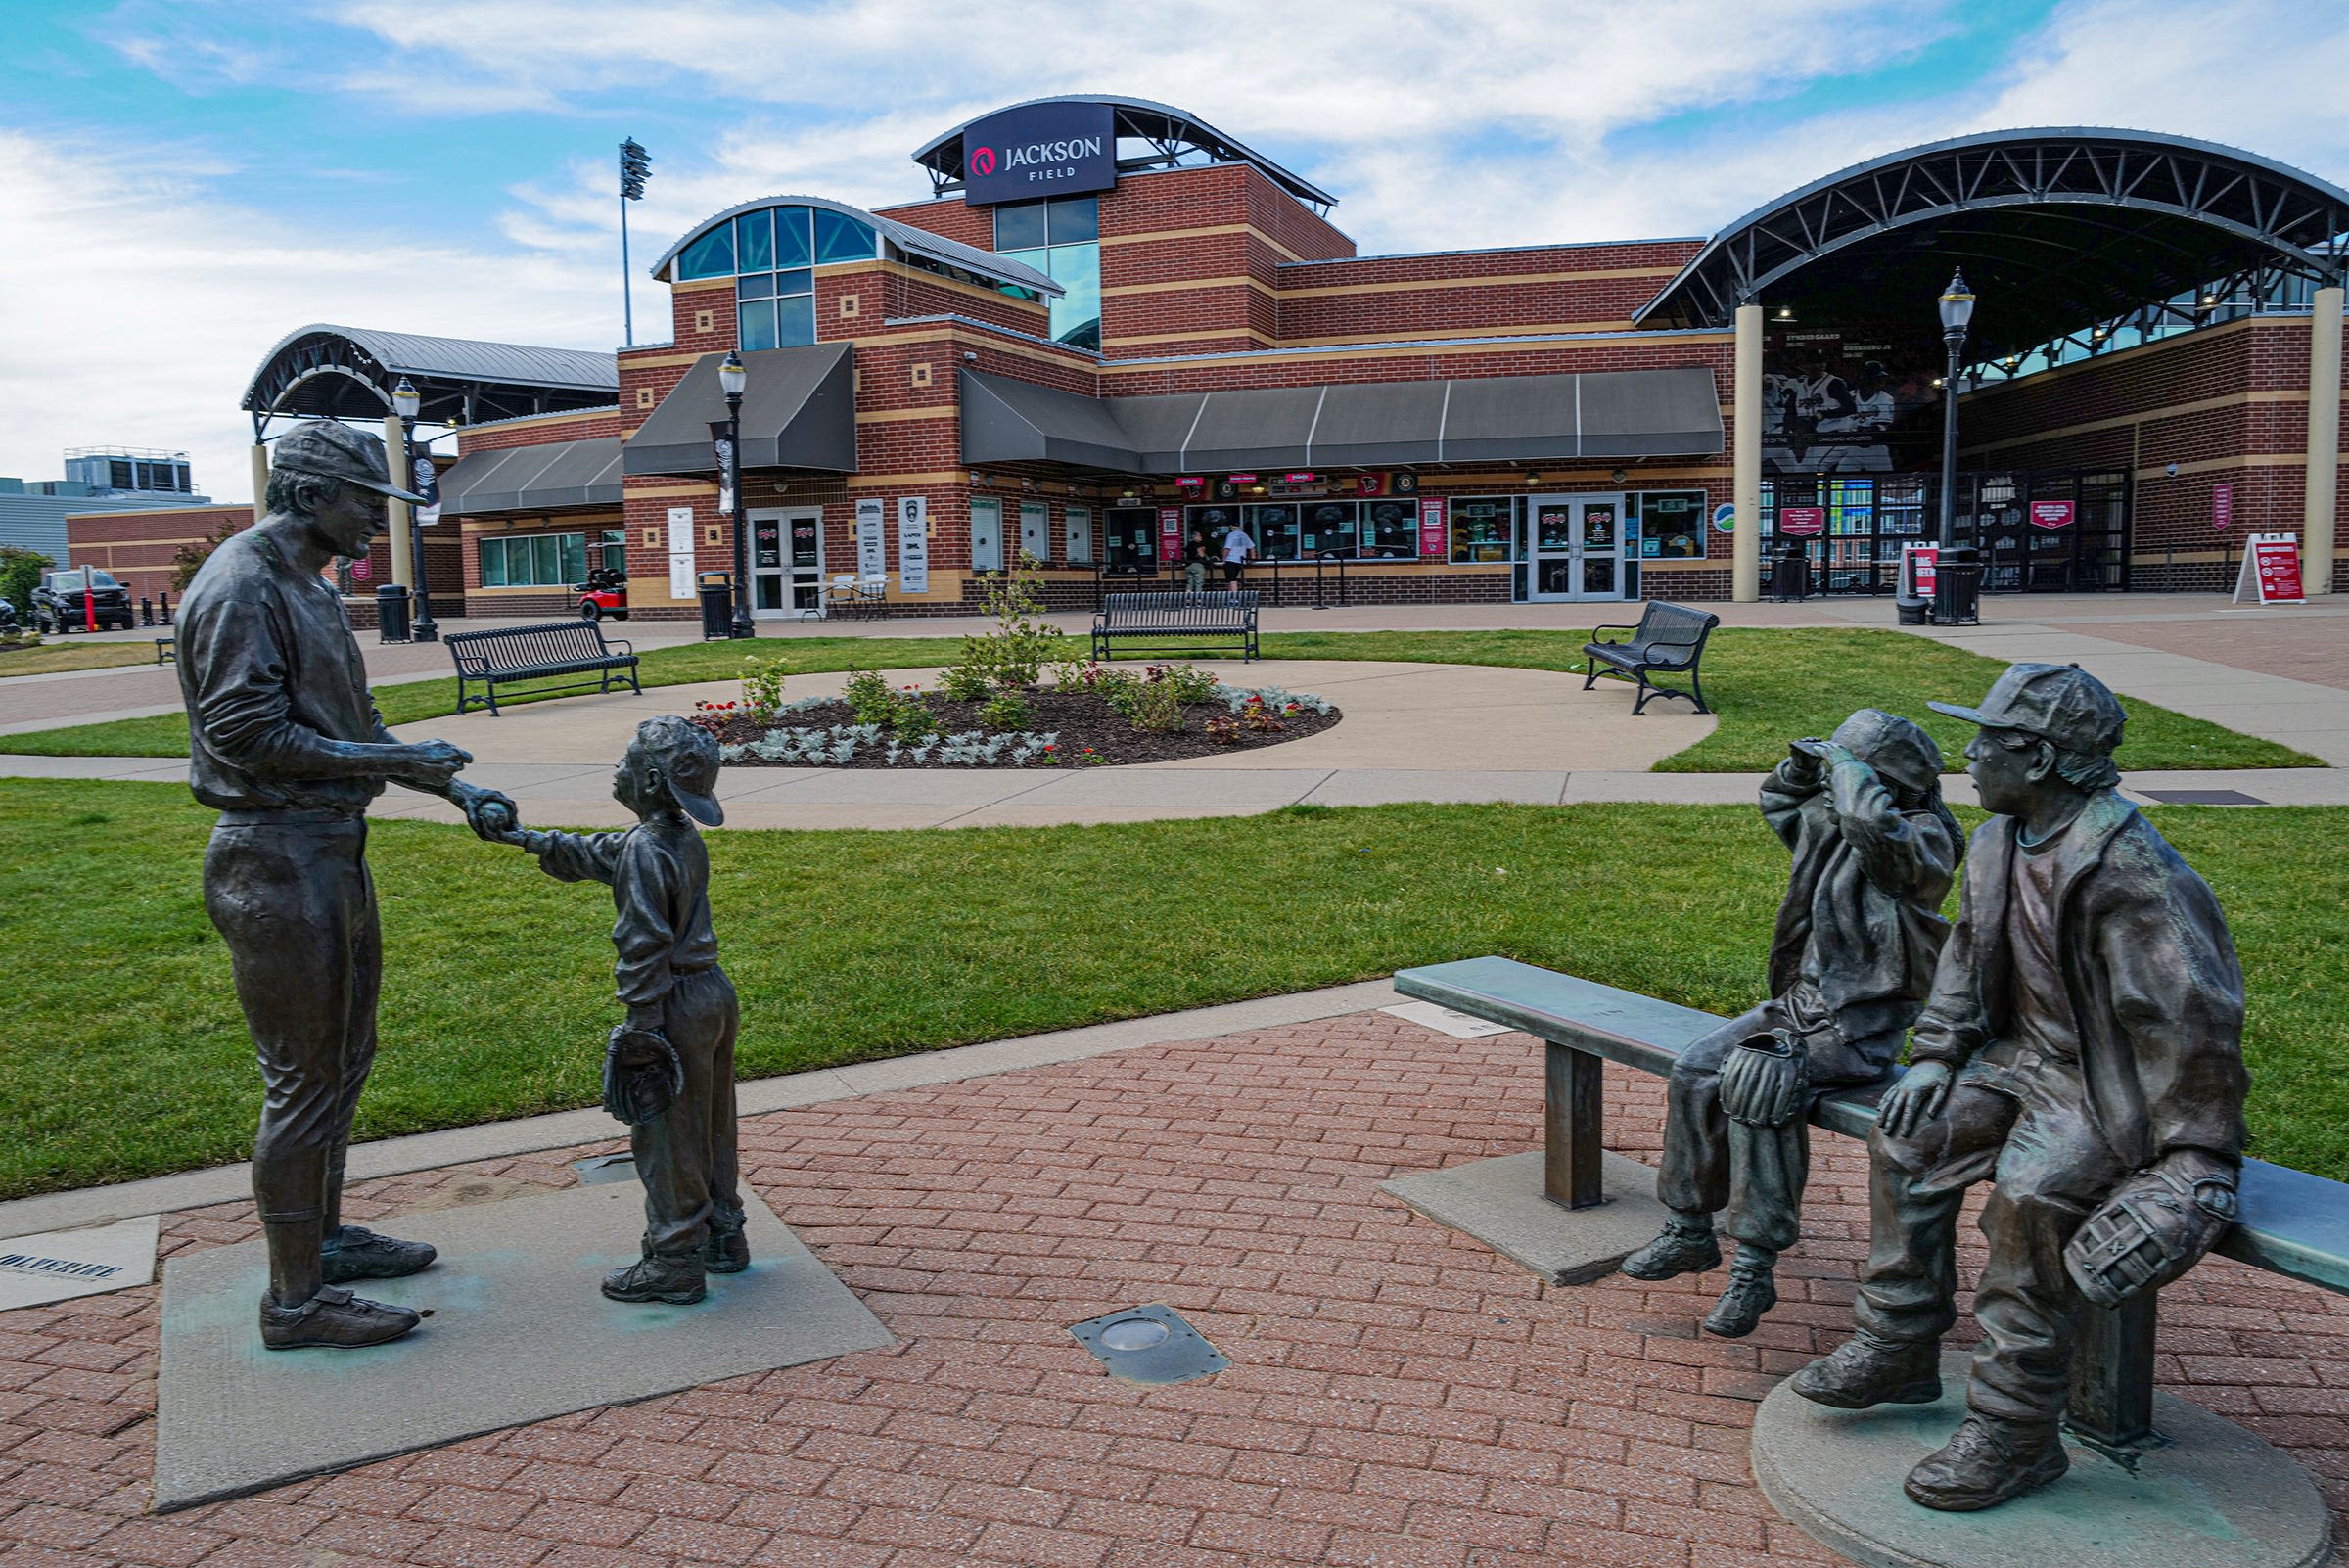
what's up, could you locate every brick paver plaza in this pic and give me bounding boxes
[6,1008,2344,1567]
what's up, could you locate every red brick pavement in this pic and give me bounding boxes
[5,1010,2348,1567]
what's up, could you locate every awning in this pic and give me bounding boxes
[960,366,1722,474]
[438,438,623,515]
[622,343,857,476]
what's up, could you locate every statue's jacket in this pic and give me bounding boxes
[1906,789,2247,1181]
[520,820,721,1012]
[1760,756,1963,1081]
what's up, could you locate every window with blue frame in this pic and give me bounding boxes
[673,204,880,351]
[995,197,1101,351]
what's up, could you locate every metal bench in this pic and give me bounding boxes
[443,619,640,716]
[154,638,174,666]
[1581,600,1720,715]
[1395,955,2349,1454]
[1090,590,1260,663]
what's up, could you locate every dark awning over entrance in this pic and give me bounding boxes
[960,366,1722,474]
[439,438,623,515]
[623,344,857,476]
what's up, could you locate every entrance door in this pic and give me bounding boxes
[1528,495,1626,601]
[751,508,823,617]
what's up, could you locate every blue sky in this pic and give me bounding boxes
[5,0,2348,501]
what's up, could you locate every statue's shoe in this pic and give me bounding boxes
[703,1222,750,1275]
[602,1254,707,1305]
[1701,1267,1777,1337]
[1619,1225,1722,1281]
[259,1285,420,1351]
[1905,1416,2069,1511]
[1789,1331,1942,1408]
[321,1225,438,1284]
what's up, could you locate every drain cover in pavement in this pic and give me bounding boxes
[572,1153,639,1186]
[1069,1303,1228,1385]
[2139,789,2268,807]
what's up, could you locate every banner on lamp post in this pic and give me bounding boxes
[410,452,442,527]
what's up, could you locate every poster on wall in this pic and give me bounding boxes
[1762,328,1944,475]
[666,506,697,600]
[1416,498,1447,559]
[1158,508,1182,563]
[896,496,929,594]
[1778,505,1826,537]
[2029,500,2075,530]
[2212,483,2234,530]
[855,499,887,578]
[2233,533,2305,604]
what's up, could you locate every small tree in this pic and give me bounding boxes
[171,517,247,592]
[0,547,51,619]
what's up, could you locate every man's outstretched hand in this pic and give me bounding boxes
[449,780,523,843]
[1875,1060,1952,1140]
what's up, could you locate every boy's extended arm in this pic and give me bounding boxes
[514,828,629,886]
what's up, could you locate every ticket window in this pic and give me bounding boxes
[1360,499,1418,558]
[1247,503,1301,561]
[1302,502,1358,557]
[1103,506,1157,573]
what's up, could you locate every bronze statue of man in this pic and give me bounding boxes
[1621,710,1962,1336]
[1794,663,2247,1511]
[177,420,519,1351]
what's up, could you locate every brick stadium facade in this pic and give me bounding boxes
[64,504,253,609]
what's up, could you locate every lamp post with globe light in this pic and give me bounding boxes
[1935,270,1975,547]
[392,377,437,642]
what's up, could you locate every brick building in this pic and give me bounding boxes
[260,106,2349,620]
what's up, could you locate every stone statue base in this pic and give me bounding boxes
[155,1180,891,1512]
[1380,1150,1673,1285]
[1751,1349,2330,1568]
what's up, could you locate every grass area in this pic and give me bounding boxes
[0,627,2316,771]
[0,640,161,678]
[3,779,2343,1197]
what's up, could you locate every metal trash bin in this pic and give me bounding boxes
[1772,546,1810,603]
[1933,554,1984,625]
[375,583,411,643]
[697,571,738,640]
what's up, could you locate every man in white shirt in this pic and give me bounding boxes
[1221,523,1257,589]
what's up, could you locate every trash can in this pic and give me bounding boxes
[1772,545,1810,603]
[1933,551,1984,626]
[375,583,411,643]
[1896,597,1930,625]
[697,571,738,640]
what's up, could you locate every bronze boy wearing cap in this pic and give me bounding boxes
[494,715,744,1304]
[1795,663,2246,1511]
[178,419,519,1351]
[1622,710,1962,1337]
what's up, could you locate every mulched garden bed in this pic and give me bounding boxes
[701,688,1341,768]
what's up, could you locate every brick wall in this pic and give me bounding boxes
[66,505,254,604]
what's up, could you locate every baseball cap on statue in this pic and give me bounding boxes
[1829,708,1943,794]
[272,420,430,503]
[1929,663,2127,758]
[633,715,725,827]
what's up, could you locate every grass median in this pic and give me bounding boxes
[3,779,2342,1198]
[0,626,2316,771]
[0,640,163,678]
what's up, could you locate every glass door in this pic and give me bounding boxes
[1528,495,1626,601]
[751,509,823,617]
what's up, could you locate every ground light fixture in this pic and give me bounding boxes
[392,377,436,642]
[717,350,750,638]
[1935,269,1975,546]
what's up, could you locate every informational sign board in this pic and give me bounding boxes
[1158,507,1182,563]
[1902,541,1941,600]
[2233,532,2306,604]
[854,499,887,578]
[1417,497,1447,558]
[896,496,929,594]
[666,506,697,599]
[1778,505,1826,537]
[2213,482,2234,531]
[2029,500,2075,530]
[961,100,1116,206]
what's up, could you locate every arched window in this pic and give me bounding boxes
[672,205,883,350]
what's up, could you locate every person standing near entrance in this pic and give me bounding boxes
[1185,529,1211,593]
[178,419,519,1351]
[1221,519,1257,588]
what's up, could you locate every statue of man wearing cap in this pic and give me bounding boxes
[1794,663,2247,1511]
[1622,709,1963,1337]
[177,419,521,1352]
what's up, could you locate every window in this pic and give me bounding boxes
[996,196,1101,351]
[1636,491,1707,560]
[1066,504,1093,564]
[1450,498,1517,564]
[1103,506,1157,573]
[1359,500,1418,558]
[480,530,601,587]
[670,205,882,346]
[970,496,1004,574]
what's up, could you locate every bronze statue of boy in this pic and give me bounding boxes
[1795,664,2246,1511]
[1622,709,1962,1337]
[492,716,745,1303]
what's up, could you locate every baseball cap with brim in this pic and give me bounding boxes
[1928,662,2126,757]
[273,420,431,505]
[635,715,726,827]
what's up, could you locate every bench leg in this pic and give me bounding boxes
[1543,1040,1606,1210]
[2067,1292,2160,1452]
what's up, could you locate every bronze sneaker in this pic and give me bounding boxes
[601,1254,706,1305]
[1620,1224,1722,1281]
[1789,1331,1942,1408]
[258,1285,421,1351]
[1702,1265,1778,1338]
[321,1225,438,1284]
[702,1218,750,1275]
[1905,1415,2069,1511]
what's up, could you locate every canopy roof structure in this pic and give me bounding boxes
[241,325,618,430]
[912,95,1336,211]
[623,344,858,477]
[649,194,1060,295]
[438,438,623,516]
[1635,127,2349,365]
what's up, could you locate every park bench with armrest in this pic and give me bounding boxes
[1090,590,1260,663]
[1393,953,2349,1454]
[1581,600,1719,715]
[443,620,640,716]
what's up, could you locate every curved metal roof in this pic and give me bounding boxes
[648,194,1060,295]
[911,95,1337,208]
[1635,126,2349,360]
[241,324,618,426]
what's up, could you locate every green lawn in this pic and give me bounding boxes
[3,779,2342,1198]
[0,627,2316,771]
[0,639,161,677]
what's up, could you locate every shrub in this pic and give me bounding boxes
[980,690,1030,732]
[961,550,1066,688]
[0,547,51,620]
[740,655,789,720]
[939,661,993,702]
[842,667,895,724]
[1204,715,1239,746]
[890,686,940,739]
[1128,677,1185,733]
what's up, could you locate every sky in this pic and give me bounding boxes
[5,0,2349,504]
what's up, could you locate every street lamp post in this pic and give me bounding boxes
[1935,269,1976,547]
[392,377,437,642]
[717,350,751,638]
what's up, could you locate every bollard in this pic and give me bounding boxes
[141,597,155,627]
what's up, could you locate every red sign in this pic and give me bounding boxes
[2251,534,2306,602]
[2213,483,2234,530]
[1354,473,1385,497]
[1778,505,1826,537]
[1282,472,1317,484]
[1905,543,1940,599]
[1158,507,1182,564]
[1417,497,1448,559]
[1174,476,1204,492]
[2029,500,2075,530]
[1226,474,1258,484]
